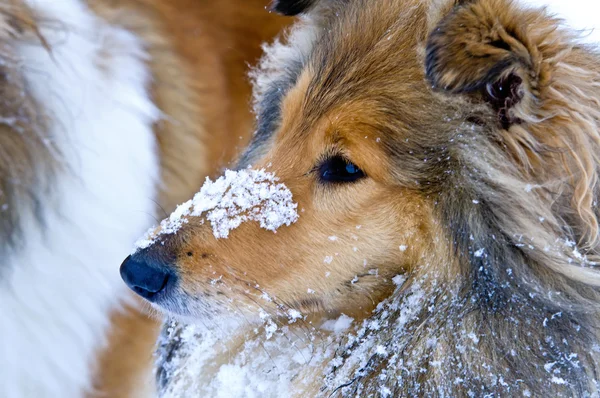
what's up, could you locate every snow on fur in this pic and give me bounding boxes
[136,169,298,250]
[155,277,415,398]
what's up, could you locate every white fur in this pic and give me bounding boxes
[0,1,160,397]
[518,0,600,44]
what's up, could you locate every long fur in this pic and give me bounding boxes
[141,0,600,396]
[319,1,600,395]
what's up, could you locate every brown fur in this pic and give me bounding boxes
[132,0,600,396]
[93,299,160,398]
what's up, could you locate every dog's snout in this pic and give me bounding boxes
[120,254,175,301]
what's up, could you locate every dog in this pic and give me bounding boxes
[0,1,286,397]
[121,0,600,396]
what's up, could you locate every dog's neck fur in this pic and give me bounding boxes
[0,1,159,397]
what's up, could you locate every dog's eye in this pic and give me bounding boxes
[319,156,365,183]
[483,74,522,106]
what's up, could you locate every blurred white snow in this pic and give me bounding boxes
[519,0,600,44]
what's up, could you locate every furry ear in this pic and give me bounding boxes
[425,0,546,128]
[270,0,318,16]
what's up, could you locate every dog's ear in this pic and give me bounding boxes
[270,0,318,16]
[425,0,550,128]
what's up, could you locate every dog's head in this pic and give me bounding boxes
[122,0,600,328]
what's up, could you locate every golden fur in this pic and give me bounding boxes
[127,0,600,396]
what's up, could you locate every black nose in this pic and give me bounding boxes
[120,254,174,301]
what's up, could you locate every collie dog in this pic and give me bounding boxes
[122,0,600,396]
[0,1,285,397]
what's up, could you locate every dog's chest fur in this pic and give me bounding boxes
[0,1,159,397]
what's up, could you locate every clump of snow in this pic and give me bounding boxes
[474,248,485,257]
[375,345,388,357]
[135,169,298,250]
[287,309,303,323]
[392,274,406,286]
[551,376,568,385]
[466,332,480,344]
[525,184,534,193]
[320,314,354,333]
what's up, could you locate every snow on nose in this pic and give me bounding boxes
[135,168,299,251]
